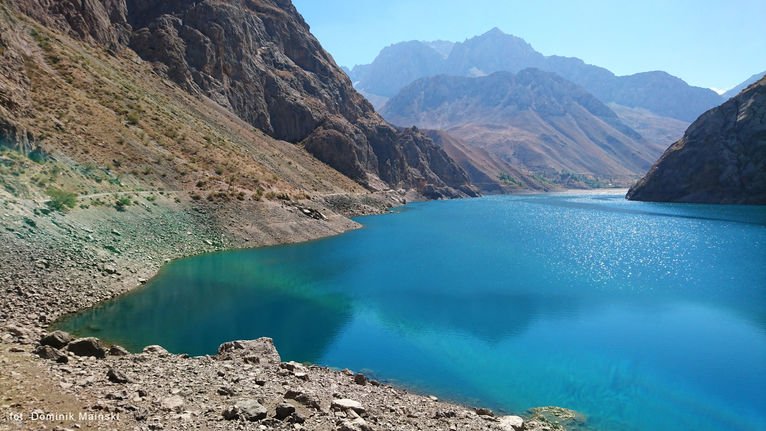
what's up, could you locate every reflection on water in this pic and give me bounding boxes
[57,193,766,431]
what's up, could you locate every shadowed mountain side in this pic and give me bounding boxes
[12,0,476,197]
[627,76,766,204]
[383,70,663,188]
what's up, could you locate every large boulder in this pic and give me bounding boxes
[331,399,365,414]
[217,338,281,365]
[499,415,525,431]
[34,345,68,363]
[40,330,73,349]
[222,399,267,421]
[67,337,107,358]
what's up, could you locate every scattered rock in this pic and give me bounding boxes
[332,399,365,414]
[475,407,494,417]
[285,389,321,410]
[338,417,373,431]
[109,344,130,356]
[107,368,129,384]
[499,415,525,430]
[217,386,235,396]
[274,402,295,420]
[67,337,107,358]
[34,345,68,363]
[142,345,169,355]
[40,330,73,349]
[223,399,267,421]
[217,338,281,364]
[160,395,184,412]
[353,373,367,385]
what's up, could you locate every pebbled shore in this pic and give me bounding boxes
[0,192,581,431]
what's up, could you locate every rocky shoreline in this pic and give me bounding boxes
[0,191,582,431]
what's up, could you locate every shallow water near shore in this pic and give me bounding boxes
[57,193,766,431]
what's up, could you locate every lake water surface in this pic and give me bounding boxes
[57,193,766,431]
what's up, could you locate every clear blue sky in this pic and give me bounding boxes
[292,0,766,92]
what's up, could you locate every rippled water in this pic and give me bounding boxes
[57,193,766,431]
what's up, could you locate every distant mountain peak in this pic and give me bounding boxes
[352,28,722,121]
[380,69,661,190]
[484,26,506,36]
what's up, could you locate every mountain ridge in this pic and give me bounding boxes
[351,28,722,122]
[9,0,477,198]
[382,69,668,190]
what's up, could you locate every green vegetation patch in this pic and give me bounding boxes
[114,196,132,211]
[45,187,77,212]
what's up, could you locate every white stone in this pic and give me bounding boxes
[332,398,365,413]
[161,395,185,412]
[499,415,524,430]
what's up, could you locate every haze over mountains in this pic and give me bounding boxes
[349,28,725,122]
[348,28,763,192]
[722,71,766,100]
[383,69,668,191]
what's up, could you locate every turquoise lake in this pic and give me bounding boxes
[57,192,766,430]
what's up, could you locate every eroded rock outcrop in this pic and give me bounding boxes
[627,76,766,204]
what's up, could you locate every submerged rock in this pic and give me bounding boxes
[527,406,586,430]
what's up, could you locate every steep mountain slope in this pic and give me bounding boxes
[424,130,551,193]
[352,28,722,122]
[382,69,666,188]
[608,104,689,148]
[627,76,766,204]
[723,71,766,99]
[10,0,475,198]
[0,1,360,204]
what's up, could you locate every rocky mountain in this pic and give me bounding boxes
[351,28,722,122]
[382,69,668,190]
[627,76,766,204]
[723,71,766,100]
[424,130,550,193]
[6,0,476,199]
[352,41,447,99]
[607,104,689,148]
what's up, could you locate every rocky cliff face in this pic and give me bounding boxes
[627,76,766,204]
[12,0,475,197]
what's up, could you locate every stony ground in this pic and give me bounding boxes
[0,192,584,431]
